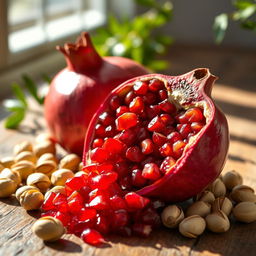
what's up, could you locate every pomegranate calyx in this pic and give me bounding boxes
[57,32,102,74]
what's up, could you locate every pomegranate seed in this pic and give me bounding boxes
[160,156,176,174]
[167,131,182,143]
[125,91,136,105]
[71,218,96,236]
[184,107,204,123]
[141,139,154,155]
[148,79,164,91]
[137,207,161,227]
[107,183,123,196]
[152,132,167,146]
[95,214,109,234]
[114,161,130,177]
[141,156,155,166]
[90,147,109,163]
[90,172,118,190]
[160,113,174,125]
[146,105,160,119]
[66,176,87,195]
[159,99,176,113]
[95,124,105,137]
[126,146,144,162]
[142,163,161,180]
[159,89,168,100]
[191,122,204,133]
[92,138,104,148]
[79,186,90,202]
[132,223,152,237]
[89,195,109,210]
[116,112,138,130]
[136,126,150,141]
[102,138,124,154]
[173,140,186,158]
[159,142,174,157]
[112,209,129,228]
[81,228,105,246]
[147,116,165,132]
[104,125,115,137]
[99,112,114,126]
[78,208,97,221]
[131,169,147,187]
[116,106,129,117]
[133,81,148,95]
[119,176,132,190]
[143,92,157,104]
[115,129,136,146]
[110,195,127,210]
[176,123,192,139]
[88,188,106,201]
[117,226,132,237]
[55,211,71,226]
[109,95,121,111]
[129,96,144,114]
[125,192,150,209]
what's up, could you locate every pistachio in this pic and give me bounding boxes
[45,186,66,199]
[36,160,57,176]
[212,197,233,216]
[33,140,56,158]
[0,163,4,172]
[208,178,226,198]
[222,170,243,190]
[14,141,33,155]
[232,202,256,223]
[32,216,65,241]
[15,151,37,164]
[161,205,184,228]
[1,156,15,168]
[19,189,44,210]
[0,177,17,198]
[35,133,53,144]
[0,168,21,186]
[195,190,215,204]
[27,173,51,193]
[230,185,256,203]
[74,171,87,177]
[179,215,206,238]
[11,160,35,180]
[205,210,230,233]
[15,185,39,201]
[186,201,211,217]
[37,153,58,164]
[51,169,74,186]
[78,162,84,172]
[59,154,81,171]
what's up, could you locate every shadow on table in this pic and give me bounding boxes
[45,239,83,253]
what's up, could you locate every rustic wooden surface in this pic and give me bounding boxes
[0,45,256,256]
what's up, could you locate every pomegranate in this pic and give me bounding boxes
[44,32,148,155]
[83,68,229,202]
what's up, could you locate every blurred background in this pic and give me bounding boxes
[0,0,255,98]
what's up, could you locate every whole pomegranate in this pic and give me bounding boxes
[44,32,149,155]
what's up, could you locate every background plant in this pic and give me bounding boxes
[213,0,256,43]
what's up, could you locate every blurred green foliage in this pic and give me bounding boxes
[93,0,173,71]
[213,0,256,44]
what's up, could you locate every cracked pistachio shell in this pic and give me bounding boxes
[1,156,15,168]
[37,153,58,164]
[59,154,81,172]
[161,205,184,228]
[208,178,226,198]
[51,169,74,186]
[0,177,17,198]
[45,186,66,199]
[232,202,256,223]
[230,185,256,203]
[195,190,215,204]
[205,210,230,233]
[15,151,37,164]
[33,140,56,158]
[27,173,51,193]
[222,170,243,190]
[0,168,21,186]
[32,216,65,241]
[36,160,57,177]
[14,141,33,155]
[186,201,211,217]
[212,197,233,216]
[15,185,40,201]
[78,162,84,172]
[179,215,206,238]
[11,160,35,180]
[19,189,44,210]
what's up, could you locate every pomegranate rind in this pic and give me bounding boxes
[84,68,229,202]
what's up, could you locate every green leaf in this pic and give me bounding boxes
[4,109,25,129]
[11,83,27,107]
[233,5,256,20]
[213,13,229,44]
[22,74,44,105]
[241,20,256,29]
[3,99,25,111]
[135,0,156,7]
[108,15,122,36]
[234,0,255,10]
[41,73,51,84]
[148,60,169,71]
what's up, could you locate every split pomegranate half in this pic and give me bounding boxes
[83,68,229,202]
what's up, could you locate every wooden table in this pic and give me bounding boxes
[0,45,256,256]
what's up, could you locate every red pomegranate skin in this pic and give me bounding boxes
[84,68,229,202]
[44,32,149,156]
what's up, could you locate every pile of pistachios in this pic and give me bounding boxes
[161,171,256,238]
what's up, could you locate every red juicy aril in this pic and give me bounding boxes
[44,32,148,156]
[84,68,229,201]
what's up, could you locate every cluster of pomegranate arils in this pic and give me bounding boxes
[41,78,207,246]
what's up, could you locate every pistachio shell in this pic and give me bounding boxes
[205,210,230,233]
[195,190,215,204]
[45,186,66,198]
[1,156,15,168]
[33,141,56,158]
[51,169,74,186]
[37,153,58,164]
[59,154,81,172]
[36,160,57,176]
[222,170,243,190]
[212,197,233,216]
[208,178,226,198]
[230,185,256,203]
[14,141,33,155]
[19,189,44,210]
[186,201,211,217]
[15,185,40,201]
[27,173,51,193]
[35,133,53,144]
[15,151,37,164]
[233,202,256,223]
[78,162,84,172]
[0,168,21,186]
[0,177,17,198]
[161,205,184,228]
[11,160,35,180]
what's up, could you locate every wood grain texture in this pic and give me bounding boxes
[0,45,255,256]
